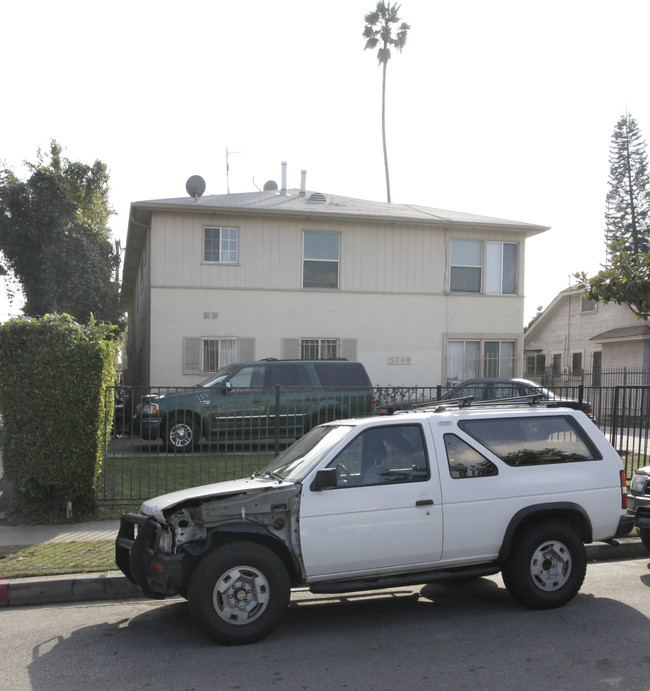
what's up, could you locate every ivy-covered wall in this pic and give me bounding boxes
[0,314,118,518]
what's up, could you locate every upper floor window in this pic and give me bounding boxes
[581,295,596,312]
[204,227,238,263]
[303,231,339,289]
[450,239,517,294]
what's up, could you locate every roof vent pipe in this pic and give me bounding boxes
[300,170,307,196]
[281,161,287,195]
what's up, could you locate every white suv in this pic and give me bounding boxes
[116,404,632,644]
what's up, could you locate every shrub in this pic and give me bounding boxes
[0,314,118,518]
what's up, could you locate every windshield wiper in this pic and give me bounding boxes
[264,470,284,483]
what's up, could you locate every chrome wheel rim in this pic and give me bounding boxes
[169,422,192,448]
[213,566,270,625]
[530,539,572,591]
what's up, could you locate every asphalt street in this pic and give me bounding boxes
[1,557,649,691]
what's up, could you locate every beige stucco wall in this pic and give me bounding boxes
[147,286,524,387]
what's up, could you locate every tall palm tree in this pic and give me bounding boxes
[363,2,410,203]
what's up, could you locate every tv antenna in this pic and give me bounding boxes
[226,147,241,194]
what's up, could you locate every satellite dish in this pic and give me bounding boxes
[263,180,278,191]
[186,175,206,199]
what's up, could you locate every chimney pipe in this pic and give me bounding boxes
[281,161,287,195]
[300,170,307,196]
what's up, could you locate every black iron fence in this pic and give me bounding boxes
[100,383,650,507]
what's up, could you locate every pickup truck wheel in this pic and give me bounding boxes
[165,415,197,453]
[502,522,586,609]
[640,528,650,554]
[188,542,290,645]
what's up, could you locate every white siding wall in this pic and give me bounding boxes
[525,293,639,371]
[140,212,527,386]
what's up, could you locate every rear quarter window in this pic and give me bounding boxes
[313,363,371,387]
[458,415,601,466]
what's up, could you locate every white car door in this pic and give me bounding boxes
[299,423,443,580]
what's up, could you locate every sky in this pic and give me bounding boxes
[1,0,649,324]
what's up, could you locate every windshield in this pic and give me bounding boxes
[199,363,239,388]
[261,424,354,482]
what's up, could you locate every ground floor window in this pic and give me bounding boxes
[202,338,237,372]
[525,353,546,377]
[447,339,516,382]
[300,338,339,359]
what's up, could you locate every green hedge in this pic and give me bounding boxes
[0,314,118,518]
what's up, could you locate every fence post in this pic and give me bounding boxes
[611,386,620,453]
[274,384,281,456]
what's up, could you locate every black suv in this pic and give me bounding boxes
[133,359,374,452]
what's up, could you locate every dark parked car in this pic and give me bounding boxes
[439,378,593,416]
[133,359,374,452]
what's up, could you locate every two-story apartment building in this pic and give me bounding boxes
[119,174,548,387]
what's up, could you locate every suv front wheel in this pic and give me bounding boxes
[187,542,291,645]
[164,414,198,453]
[502,522,586,609]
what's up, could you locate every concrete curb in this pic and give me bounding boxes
[0,571,143,607]
[0,538,646,608]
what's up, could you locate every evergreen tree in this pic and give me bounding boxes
[604,113,650,258]
[0,141,121,324]
[363,2,410,204]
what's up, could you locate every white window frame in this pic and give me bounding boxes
[302,231,340,290]
[204,227,239,264]
[447,338,517,382]
[202,337,237,372]
[300,338,340,360]
[450,239,518,295]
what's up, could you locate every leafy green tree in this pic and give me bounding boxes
[604,113,650,257]
[363,1,410,203]
[576,239,650,320]
[0,141,121,324]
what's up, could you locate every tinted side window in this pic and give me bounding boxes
[326,424,429,486]
[228,365,266,387]
[267,364,312,386]
[444,434,498,478]
[458,416,601,466]
[313,363,370,387]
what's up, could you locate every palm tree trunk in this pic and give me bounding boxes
[381,60,391,203]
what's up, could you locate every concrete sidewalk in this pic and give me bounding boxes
[0,519,120,547]
[0,519,647,608]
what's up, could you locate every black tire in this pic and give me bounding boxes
[501,522,586,609]
[640,527,650,555]
[165,414,197,453]
[187,541,291,645]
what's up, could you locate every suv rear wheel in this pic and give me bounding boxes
[502,522,586,609]
[187,542,291,645]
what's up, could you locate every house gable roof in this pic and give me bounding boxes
[590,324,650,342]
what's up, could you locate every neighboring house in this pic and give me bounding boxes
[119,170,548,387]
[524,285,650,383]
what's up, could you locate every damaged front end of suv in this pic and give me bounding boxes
[116,476,304,599]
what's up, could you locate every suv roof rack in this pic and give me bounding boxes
[411,393,546,413]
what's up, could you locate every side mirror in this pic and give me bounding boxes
[311,467,338,491]
[224,381,233,393]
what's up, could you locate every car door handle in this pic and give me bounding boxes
[415,499,434,506]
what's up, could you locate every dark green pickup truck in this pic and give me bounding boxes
[133,359,374,452]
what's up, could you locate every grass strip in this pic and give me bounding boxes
[0,541,115,579]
